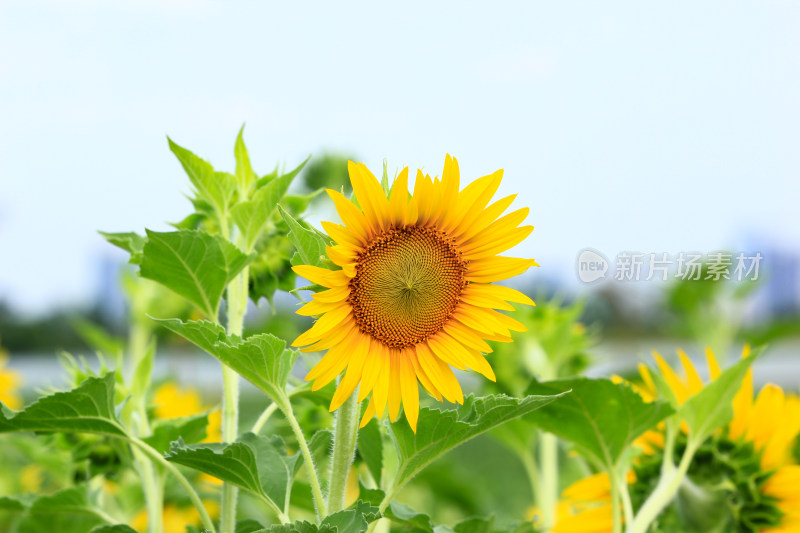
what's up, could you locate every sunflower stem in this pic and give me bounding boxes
[328,387,361,514]
[219,263,249,532]
[277,392,327,520]
[610,467,622,533]
[626,440,697,533]
[128,435,217,533]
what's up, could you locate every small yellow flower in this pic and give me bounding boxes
[152,382,221,442]
[0,349,23,410]
[19,464,43,493]
[293,157,537,431]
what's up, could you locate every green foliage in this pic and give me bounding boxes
[155,318,299,402]
[279,205,330,268]
[98,231,146,264]
[143,413,210,453]
[13,487,109,533]
[0,374,125,437]
[302,154,352,194]
[387,393,565,492]
[140,229,251,318]
[166,432,298,512]
[679,349,761,448]
[524,378,673,470]
[356,418,383,486]
[168,137,237,225]
[231,157,308,251]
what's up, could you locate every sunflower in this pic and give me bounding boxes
[549,347,800,533]
[0,348,22,410]
[292,156,537,431]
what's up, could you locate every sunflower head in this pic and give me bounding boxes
[292,156,537,431]
[612,347,800,533]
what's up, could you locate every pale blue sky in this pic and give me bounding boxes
[1,1,798,313]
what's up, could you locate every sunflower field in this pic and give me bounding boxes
[0,128,797,533]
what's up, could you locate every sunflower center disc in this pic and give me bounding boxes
[348,225,468,349]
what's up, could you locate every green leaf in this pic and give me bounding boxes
[232,158,308,251]
[143,413,210,453]
[99,231,146,264]
[140,230,250,318]
[155,318,298,402]
[524,378,673,470]
[384,501,436,532]
[168,137,236,218]
[388,393,564,491]
[320,500,381,533]
[0,373,125,437]
[278,205,329,268]
[236,519,267,533]
[89,526,138,533]
[235,125,256,193]
[16,487,107,533]
[452,517,494,533]
[680,349,761,447]
[166,432,297,511]
[357,417,383,486]
[294,429,333,478]
[256,522,334,533]
[0,496,27,512]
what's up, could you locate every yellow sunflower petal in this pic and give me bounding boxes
[416,342,464,404]
[747,384,785,451]
[311,285,351,304]
[444,169,503,235]
[358,340,387,402]
[329,334,371,411]
[454,193,517,244]
[466,256,539,283]
[359,398,377,428]
[321,221,363,249]
[389,167,410,226]
[326,189,372,242]
[466,283,535,307]
[292,265,350,288]
[349,161,391,231]
[652,351,689,405]
[407,348,442,402]
[442,321,494,353]
[387,352,402,421]
[704,347,721,380]
[462,225,535,260]
[399,353,420,432]
[677,349,704,395]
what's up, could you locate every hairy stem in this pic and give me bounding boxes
[251,402,279,434]
[626,441,697,533]
[128,436,216,533]
[219,264,248,532]
[327,388,361,513]
[277,393,327,519]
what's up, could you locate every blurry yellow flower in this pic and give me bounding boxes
[19,464,43,493]
[0,349,23,410]
[554,347,800,533]
[152,382,221,442]
[130,501,219,533]
[293,156,536,431]
[153,382,204,419]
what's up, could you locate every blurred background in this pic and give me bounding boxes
[1,2,799,400]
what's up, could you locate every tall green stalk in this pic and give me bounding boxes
[219,264,249,532]
[327,389,361,513]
